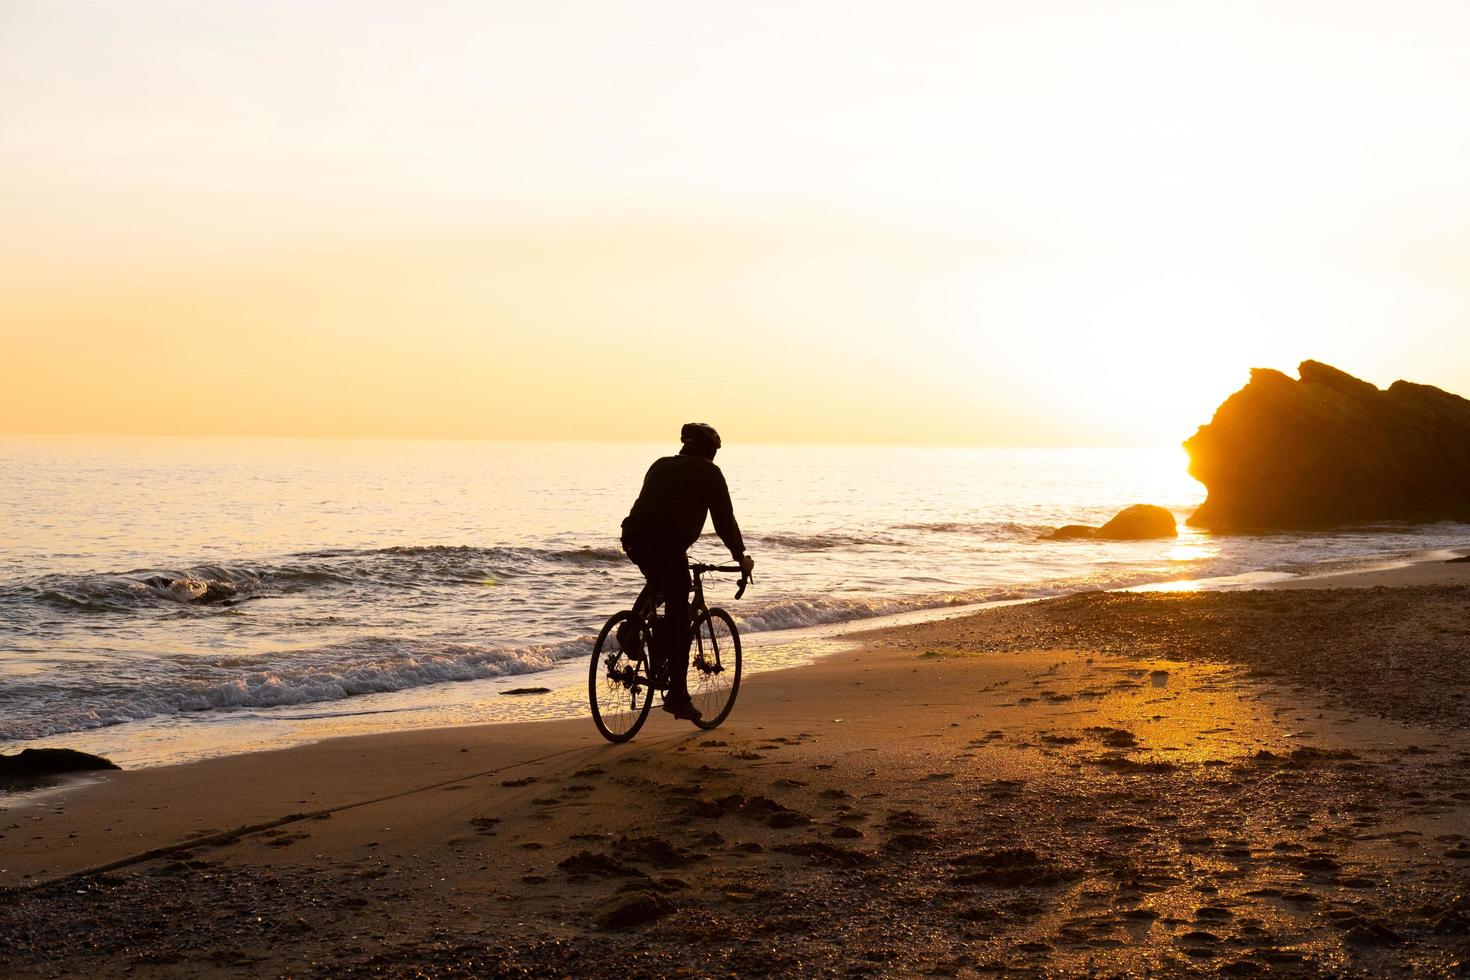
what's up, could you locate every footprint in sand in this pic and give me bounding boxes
[683,793,812,828]
[884,833,937,851]
[613,834,707,868]
[622,875,690,894]
[884,810,936,832]
[774,840,874,868]
[557,850,646,879]
[948,848,1080,887]
[1084,726,1138,748]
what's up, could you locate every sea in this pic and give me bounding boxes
[3,437,1467,770]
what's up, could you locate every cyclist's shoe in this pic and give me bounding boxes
[662,692,703,722]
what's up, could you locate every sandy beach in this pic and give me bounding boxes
[4,561,1469,977]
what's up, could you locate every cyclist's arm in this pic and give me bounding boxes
[706,465,746,562]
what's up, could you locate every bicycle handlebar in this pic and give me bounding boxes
[688,562,752,599]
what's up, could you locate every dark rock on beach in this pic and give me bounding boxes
[1044,504,1177,541]
[1096,504,1177,539]
[1184,360,1470,530]
[0,748,119,786]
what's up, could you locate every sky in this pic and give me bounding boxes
[3,0,1469,446]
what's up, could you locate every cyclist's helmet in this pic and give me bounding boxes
[680,422,722,454]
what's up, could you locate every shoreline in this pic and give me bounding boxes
[7,543,1468,775]
[4,557,1469,974]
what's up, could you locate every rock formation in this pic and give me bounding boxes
[0,747,119,786]
[1097,504,1178,539]
[1185,361,1470,530]
[1045,504,1178,541]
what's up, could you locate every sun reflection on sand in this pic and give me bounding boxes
[1146,578,1205,593]
[1129,569,1300,593]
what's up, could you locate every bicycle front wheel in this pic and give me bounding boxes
[688,607,741,730]
[589,611,654,743]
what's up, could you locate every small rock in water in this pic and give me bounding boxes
[1042,505,1176,541]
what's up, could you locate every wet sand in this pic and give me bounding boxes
[4,561,1469,976]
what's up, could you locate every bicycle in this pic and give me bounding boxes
[588,561,750,743]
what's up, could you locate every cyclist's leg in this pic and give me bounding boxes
[622,541,690,693]
[646,551,692,698]
[619,541,653,657]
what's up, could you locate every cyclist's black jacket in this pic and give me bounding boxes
[621,451,745,560]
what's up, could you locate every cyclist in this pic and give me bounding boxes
[621,422,755,721]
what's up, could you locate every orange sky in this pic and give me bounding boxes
[4,1,1469,445]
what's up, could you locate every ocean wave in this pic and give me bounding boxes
[732,585,1039,632]
[13,564,275,613]
[893,521,1054,539]
[0,635,593,741]
[2,544,629,614]
[303,544,625,564]
[287,544,628,585]
[750,531,899,550]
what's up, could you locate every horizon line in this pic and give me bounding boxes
[0,431,1191,452]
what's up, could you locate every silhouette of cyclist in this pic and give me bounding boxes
[621,422,755,721]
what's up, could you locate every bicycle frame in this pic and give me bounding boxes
[628,562,746,690]
[631,562,745,622]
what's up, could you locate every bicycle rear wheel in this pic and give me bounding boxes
[688,607,741,730]
[589,611,654,743]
